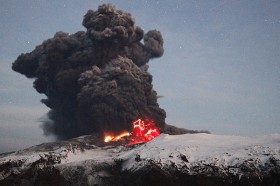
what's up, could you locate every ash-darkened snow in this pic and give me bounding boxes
[12,4,166,140]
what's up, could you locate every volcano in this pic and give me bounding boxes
[11,3,210,144]
[1,133,280,186]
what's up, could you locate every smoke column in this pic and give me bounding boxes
[12,4,166,139]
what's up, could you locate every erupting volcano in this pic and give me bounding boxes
[104,118,160,145]
[12,4,166,140]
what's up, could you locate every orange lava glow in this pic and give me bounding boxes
[104,118,160,145]
[104,132,131,143]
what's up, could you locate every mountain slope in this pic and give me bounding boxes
[1,133,280,185]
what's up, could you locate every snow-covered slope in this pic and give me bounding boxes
[1,133,280,185]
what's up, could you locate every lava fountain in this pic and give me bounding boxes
[104,118,160,145]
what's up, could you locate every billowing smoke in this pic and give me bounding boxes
[12,4,166,139]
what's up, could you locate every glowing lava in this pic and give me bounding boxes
[104,132,131,143]
[104,118,160,145]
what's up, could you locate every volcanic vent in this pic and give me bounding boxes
[12,4,166,142]
[104,118,160,145]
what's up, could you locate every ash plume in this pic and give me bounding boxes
[12,4,166,139]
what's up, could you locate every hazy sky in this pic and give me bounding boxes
[0,0,279,153]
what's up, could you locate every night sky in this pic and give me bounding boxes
[0,0,279,153]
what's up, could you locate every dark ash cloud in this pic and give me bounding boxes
[12,4,166,139]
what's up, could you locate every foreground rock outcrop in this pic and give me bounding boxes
[1,133,280,186]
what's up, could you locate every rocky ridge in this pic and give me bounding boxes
[1,133,280,186]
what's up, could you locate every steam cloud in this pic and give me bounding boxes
[12,4,166,139]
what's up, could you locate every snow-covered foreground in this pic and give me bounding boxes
[1,133,280,185]
[123,133,280,171]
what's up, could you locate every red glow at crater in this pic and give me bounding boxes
[104,118,160,145]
